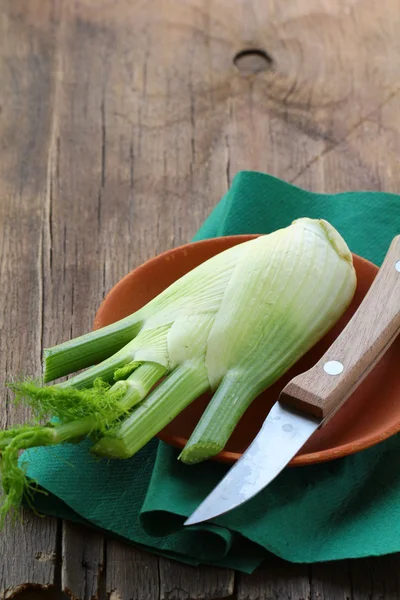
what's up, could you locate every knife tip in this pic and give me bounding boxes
[183,515,199,527]
[184,509,212,526]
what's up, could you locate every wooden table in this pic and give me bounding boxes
[1,0,400,598]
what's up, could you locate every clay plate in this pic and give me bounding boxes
[94,235,400,466]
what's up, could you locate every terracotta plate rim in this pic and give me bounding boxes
[94,234,399,467]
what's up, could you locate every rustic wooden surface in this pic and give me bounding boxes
[1,0,400,598]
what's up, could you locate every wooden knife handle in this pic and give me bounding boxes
[279,235,400,421]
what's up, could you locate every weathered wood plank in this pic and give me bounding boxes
[350,555,400,600]
[0,514,59,598]
[310,562,352,600]
[42,10,109,596]
[295,87,400,194]
[237,558,310,600]
[0,1,60,593]
[106,542,160,600]
[62,524,104,600]
[58,1,232,597]
[158,558,234,600]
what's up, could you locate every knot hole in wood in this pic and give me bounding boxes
[233,48,273,74]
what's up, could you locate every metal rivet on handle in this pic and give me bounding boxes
[323,360,344,375]
[395,260,400,273]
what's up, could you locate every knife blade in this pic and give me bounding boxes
[185,235,400,526]
[184,402,319,525]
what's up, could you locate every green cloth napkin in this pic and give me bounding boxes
[20,171,400,572]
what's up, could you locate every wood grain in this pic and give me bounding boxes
[310,561,352,600]
[158,558,234,600]
[0,0,60,593]
[1,0,400,598]
[237,558,310,600]
[62,524,104,600]
[105,543,160,600]
[350,555,400,600]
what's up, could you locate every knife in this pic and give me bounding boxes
[184,235,400,526]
